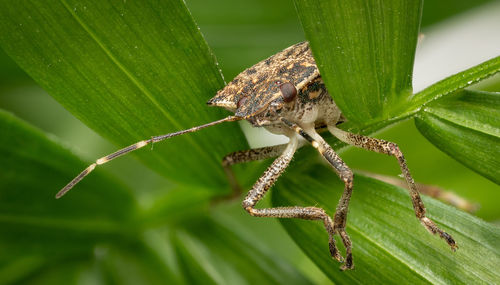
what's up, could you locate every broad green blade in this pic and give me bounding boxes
[293,0,422,124]
[0,109,136,282]
[272,158,500,284]
[0,0,247,190]
[415,90,500,185]
[0,110,135,236]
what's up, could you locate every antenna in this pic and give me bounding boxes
[56,116,241,198]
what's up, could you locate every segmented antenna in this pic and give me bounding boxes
[56,116,241,198]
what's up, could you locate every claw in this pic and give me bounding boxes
[329,241,344,263]
[340,254,354,271]
[420,217,458,251]
[441,231,458,251]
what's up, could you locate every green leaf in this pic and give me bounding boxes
[96,240,180,285]
[13,241,180,285]
[272,159,500,283]
[0,109,137,282]
[170,216,313,285]
[408,56,500,113]
[293,0,422,123]
[0,109,135,237]
[0,0,247,189]
[9,259,100,285]
[415,90,500,184]
[0,48,32,87]
[421,0,496,27]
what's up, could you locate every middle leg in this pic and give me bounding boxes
[281,118,355,270]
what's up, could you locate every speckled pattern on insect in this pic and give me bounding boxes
[57,42,457,271]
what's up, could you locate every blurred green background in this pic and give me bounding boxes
[0,0,499,284]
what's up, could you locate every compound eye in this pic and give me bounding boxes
[280,82,297,103]
[237,96,248,109]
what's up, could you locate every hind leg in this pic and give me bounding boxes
[329,126,457,250]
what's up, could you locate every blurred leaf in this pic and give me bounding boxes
[15,241,180,285]
[139,186,213,227]
[415,90,500,184]
[96,241,180,285]
[293,0,422,124]
[0,109,137,282]
[13,259,100,285]
[421,0,496,27]
[185,0,305,80]
[272,159,500,284]
[0,0,247,190]
[0,109,135,240]
[176,216,313,285]
[171,234,219,285]
[0,48,32,88]
[140,215,313,285]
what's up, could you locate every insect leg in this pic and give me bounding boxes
[56,116,241,198]
[281,118,354,270]
[328,126,457,251]
[222,144,288,197]
[242,136,344,264]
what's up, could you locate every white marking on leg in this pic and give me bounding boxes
[96,157,108,165]
[136,140,148,148]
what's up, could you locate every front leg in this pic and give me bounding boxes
[242,136,344,264]
[281,118,355,270]
[222,144,288,196]
[329,126,457,251]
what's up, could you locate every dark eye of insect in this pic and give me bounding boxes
[280,82,297,103]
[237,96,248,109]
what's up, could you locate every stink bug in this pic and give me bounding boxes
[56,42,457,270]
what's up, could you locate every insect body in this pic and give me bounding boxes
[57,42,457,270]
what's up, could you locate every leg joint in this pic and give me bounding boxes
[222,155,233,167]
[242,199,254,213]
[243,205,257,216]
[341,168,354,184]
[388,142,402,157]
